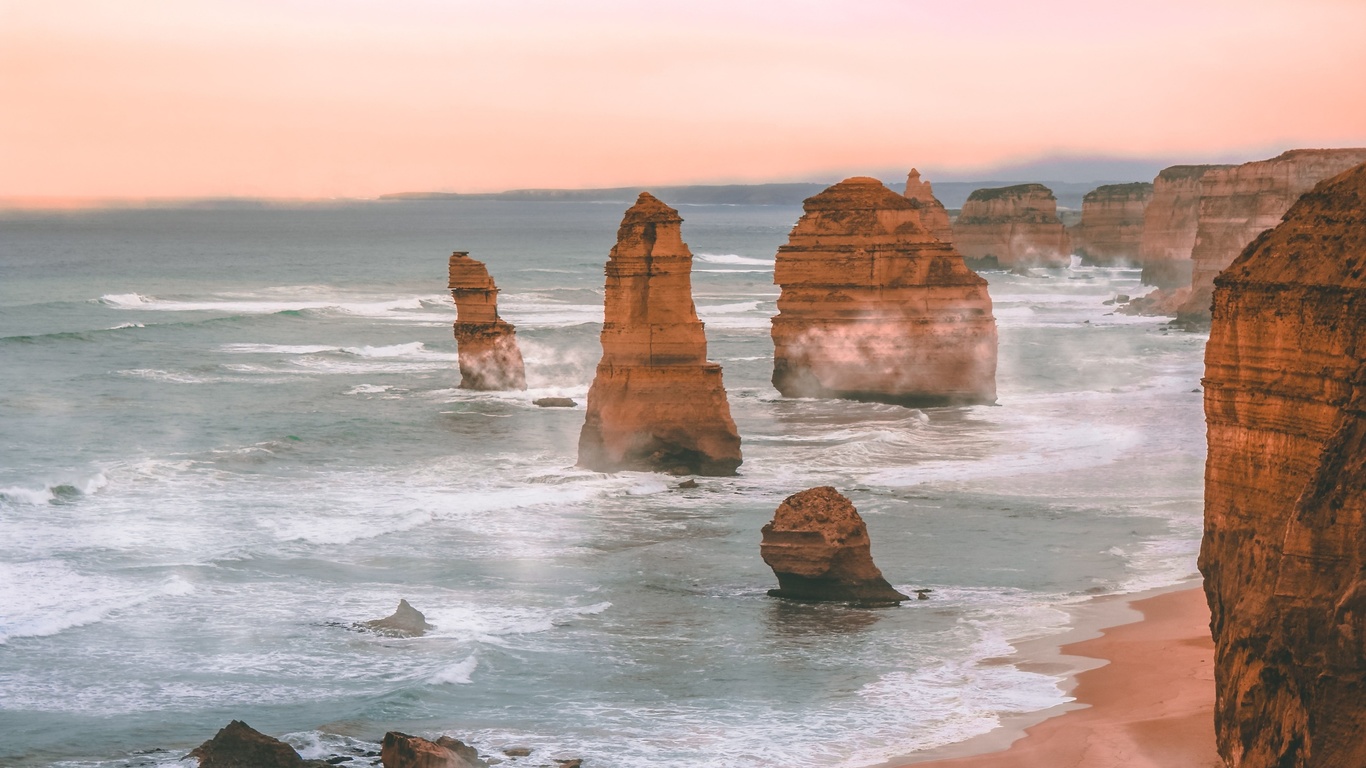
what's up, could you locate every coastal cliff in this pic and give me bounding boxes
[770,177,997,406]
[952,183,1071,268]
[902,168,955,244]
[1138,165,1230,289]
[448,251,527,391]
[1177,148,1366,322]
[1200,161,1366,767]
[1071,182,1152,265]
[577,193,742,476]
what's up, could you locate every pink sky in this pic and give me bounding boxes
[3,0,1365,199]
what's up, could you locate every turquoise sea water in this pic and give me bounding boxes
[0,201,1206,767]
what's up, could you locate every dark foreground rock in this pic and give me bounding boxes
[760,486,907,605]
[380,732,487,768]
[360,599,432,637]
[532,397,577,408]
[188,720,325,768]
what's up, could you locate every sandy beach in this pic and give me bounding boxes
[897,585,1220,768]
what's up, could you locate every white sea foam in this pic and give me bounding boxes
[0,561,193,644]
[696,253,776,267]
[99,290,443,320]
[429,655,478,685]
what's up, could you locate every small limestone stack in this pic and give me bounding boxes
[770,177,996,406]
[1137,164,1230,289]
[1070,182,1152,265]
[1200,161,1366,767]
[952,183,1072,268]
[448,251,527,391]
[577,193,742,476]
[1176,148,1366,323]
[902,168,955,244]
[761,486,907,605]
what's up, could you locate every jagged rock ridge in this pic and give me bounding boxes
[902,168,955,244]
[770,177,997,406]
[577,192,742,475]
[448,251,527,390]
[1200,160,1366,768]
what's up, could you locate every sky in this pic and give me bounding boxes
[3,0,1365,199]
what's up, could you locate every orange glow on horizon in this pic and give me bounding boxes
[3,0,1365,200]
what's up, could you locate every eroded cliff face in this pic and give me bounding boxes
[902,168,955,244]
[1137,165,1230,289]
[1071,182,1152,265]
[761,486,907,605]
[1200,161,1366,768]
[1177,148,1366,323]
[448,252,527,391]
[577,193,742,476]
[771,177,997,406]
[952,183,1072,268]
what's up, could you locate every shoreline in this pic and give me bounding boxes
[885,580,1218,768]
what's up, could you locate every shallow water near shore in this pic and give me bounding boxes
[0,201,1206,767]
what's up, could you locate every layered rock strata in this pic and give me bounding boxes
[1200,161,1366,768]
[1177,148,1366,322]
[952,183,1072,268]
[1138,164,1230,288]
[902,168,955,244]
[577,193,742,475]
[770,177,997,406]
[1070,182,1152,265]
[448,251,527,391]
[761,486,907,605]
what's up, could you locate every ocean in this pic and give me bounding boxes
[0,200,1206,767]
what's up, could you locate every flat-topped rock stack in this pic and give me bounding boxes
[1200,161,1366,767]
[448,251,527,391]
[952,183,1072,268]
[770,177,997,406]
[577,193,742,476]
[902,168,955,244]
[1071,182,1152,265]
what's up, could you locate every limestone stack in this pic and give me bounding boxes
[448,252,527,390]
[1137,164,1230,288]
[577,193,742,476]
[902,168,955,244]
[1200,161,1366,767]
[1070,182,1152,265]
[952,183,1072,268]
[1176,148,1366,322]
[761,486,907,605]
[770,177,997,406]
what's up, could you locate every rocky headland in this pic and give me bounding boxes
[448,251,527,391]
[1136,164,1231,290]
[577,192,742,475]
[951,183,1072,268]
[902,168,955,244]
[760,486,907,605]
[1200,160,1366,767]
[1070,182,1152,265]
[770,177,997,406]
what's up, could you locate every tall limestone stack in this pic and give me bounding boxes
[1138,164,1230,288]
[1176,148,1366,323]
[770,177,997,406]
[902,168,955,244]
[1070,182,1152,265]
[577,193,742,476]
[448,251,527,391]
[1200,161,1366,768]
[952,183,1072,268]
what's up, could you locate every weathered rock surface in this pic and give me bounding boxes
[449,251,527,391]
[577,193,742,476]
[381,732,487,768]
[1138,164,1231,288]
[532,397,577,408]
[1070,182,1152,265]
[761,486,908,605]
[952,183,1072,268]
[1177,148,1366,323]
[360,599,432,637]
[770,177,997,406]
[189,720,321,768]
[902,168,955,244]
[1200,161,1366,768]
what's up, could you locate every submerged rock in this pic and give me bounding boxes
[188,720,321,768]
[360,599,432,637]
[381,732,487,768]
[577,192,742,476]
[532,397,577,408]
[449,251,527,391]
[760,486,907,605]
